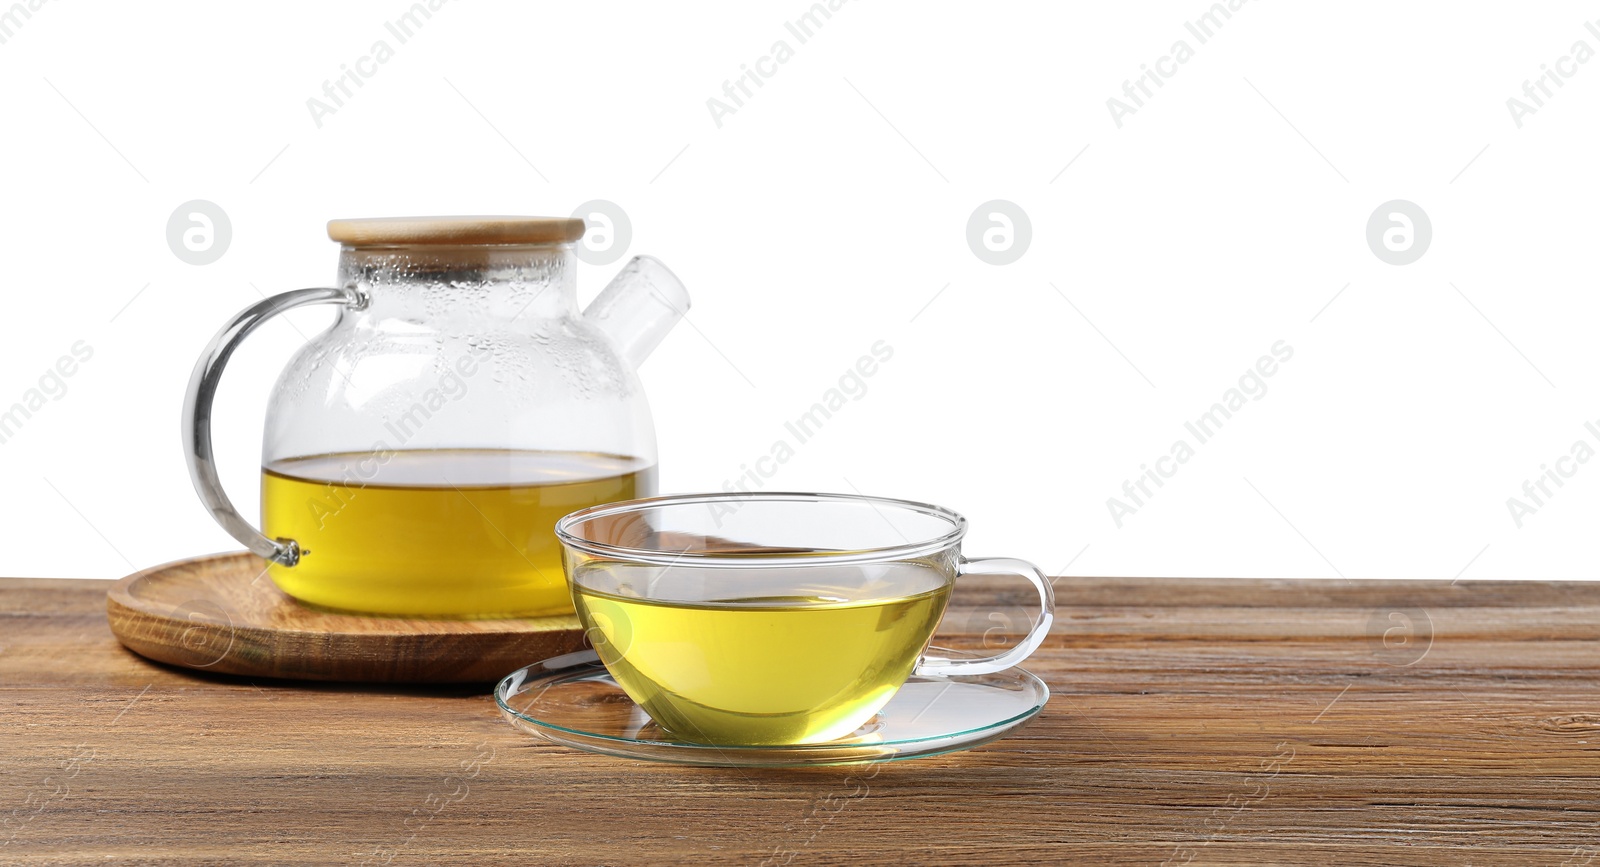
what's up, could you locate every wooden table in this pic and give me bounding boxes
[2,575,1598,864]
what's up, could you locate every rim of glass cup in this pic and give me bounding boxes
[554,491,969,567]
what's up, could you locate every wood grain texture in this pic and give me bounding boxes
[5,575,1600,865]
[105,553,588,683]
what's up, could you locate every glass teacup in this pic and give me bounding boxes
[555,492,1054,746]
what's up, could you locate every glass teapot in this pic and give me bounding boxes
[182,216,688,618]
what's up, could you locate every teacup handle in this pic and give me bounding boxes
[181,287,364,566]
[916,557,1056,677]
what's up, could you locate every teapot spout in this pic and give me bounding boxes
[582,255,690,369]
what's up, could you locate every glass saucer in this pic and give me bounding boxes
[493,648,1049,767]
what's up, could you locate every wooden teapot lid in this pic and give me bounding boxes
[327,216,586,247]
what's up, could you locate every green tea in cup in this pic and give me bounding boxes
[556,493,1053,746]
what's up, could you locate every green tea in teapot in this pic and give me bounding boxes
[261,448,654,617]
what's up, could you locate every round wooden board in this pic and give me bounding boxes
[106,552,589,684]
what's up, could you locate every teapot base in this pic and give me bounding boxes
[107,551,590,683]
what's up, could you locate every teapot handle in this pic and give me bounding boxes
[181,287,364,566]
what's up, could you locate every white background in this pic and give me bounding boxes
[1,0,1596,582]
